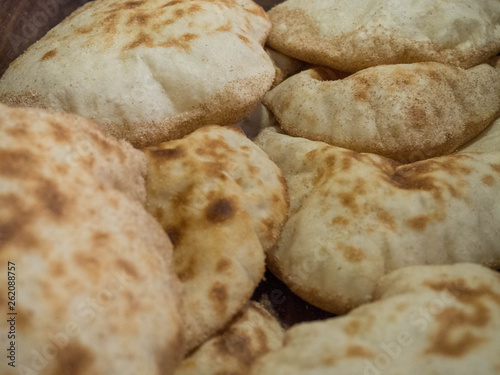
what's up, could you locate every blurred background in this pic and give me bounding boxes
[0,0,280,76]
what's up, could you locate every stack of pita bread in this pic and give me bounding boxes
[2,0,500,373]
[263,0,500,162]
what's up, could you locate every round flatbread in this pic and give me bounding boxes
[0,104,184,375]
[0,0,275,147]
[143,125,288,350]
[255,128,500,314]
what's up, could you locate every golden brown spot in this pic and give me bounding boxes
[205,198,235,223]
[188,3,203,14]
[245,3,266,17]
[73,252,101,282]
[52,342,95,375]
[341,157,353,170]
[0,149,37,178]
[331,216,349,226]
[237,34,251,44]
[41,49,57,61]
[162,0,182,7]
[425,279,500,305]
[50,261,66,277]
[215,20,232,32]
[209,282,228,316]
[406,215,429,232]
[425,307,485,357]
[76,25,92,34]
[343,320,361,336]
[159,33,199,51]
[346,345,375,358]
[423,279,500,357]
[116,259,139,279]
[376,209,396,231]
[49,120,71,143]
[338,243,365,262]
[390,155,473,199]
[6,126,29,137]
[102,13,118,35]
[216,257,232,273]
[337,192,358,214]
[248,164,260,174]
[36,180,67,218]
[170,7,184,17]
[482,174,494,187]
[17,308,33,330]
[182,33,198,41]
[123,32,154,50]
[491,163,500,174]
[0,196,39,249]
[344,247,365,262]
[177,257,196,282]
[120,0,144,9]
[126,12,152,26]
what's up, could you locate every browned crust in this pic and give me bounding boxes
[267,7,500,73]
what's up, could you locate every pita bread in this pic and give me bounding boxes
[267,0,500,72]
[0,0,275,147]
[460,117,500,153]
[0,104,184,375]
[255,128,500,314]
[263,63,500,163]
[265,47,305,87]
[143,125,288,350]
[250,263,500,375]
[175,301,284,375]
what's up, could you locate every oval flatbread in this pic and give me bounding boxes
[0,0,275,147]
[263,63,500,163]
[267,0,500,72]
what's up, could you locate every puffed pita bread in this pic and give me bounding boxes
[250,263,500,375]
[175,302,284,375]
[143,125,288,350]
[0,0,275,147]
[263,63,500,163]
[255,128,500,314]
[0,104,184,375]
[267,0,500,72]
[460,117,500,153]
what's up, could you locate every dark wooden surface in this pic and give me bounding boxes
[0,0,91,76]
